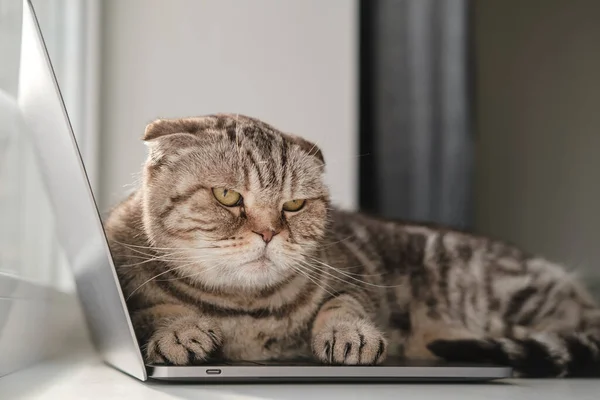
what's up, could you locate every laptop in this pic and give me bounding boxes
[17,0,511,382]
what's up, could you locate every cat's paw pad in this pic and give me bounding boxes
[146,317,222,365]
[312,319,387,365]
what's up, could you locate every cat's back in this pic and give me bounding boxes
[328,207,468,254]
[326,207,527,274]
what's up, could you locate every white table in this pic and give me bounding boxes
[1,295,599,400]
[2,339,599,400]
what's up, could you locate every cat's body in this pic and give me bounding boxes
[106,114,600,377]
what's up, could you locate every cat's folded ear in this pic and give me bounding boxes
[143,118,205,166]
[284,133,325,166]
[143,117,209,141]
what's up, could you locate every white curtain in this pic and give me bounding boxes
[360,0,472,229]
[0,0,100,292]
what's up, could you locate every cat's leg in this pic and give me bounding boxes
[131,303,222,365]
[311,292,387,365]
[427,258,600,377]
[401,305,479,360]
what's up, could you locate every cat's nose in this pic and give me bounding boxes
[252,229,279,243]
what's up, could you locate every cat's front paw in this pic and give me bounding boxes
[312,319,387,365]
[146,317,222,365]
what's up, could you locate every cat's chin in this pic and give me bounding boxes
[241,260,269,272]
[188,258,293,293]
[236,258,283,282]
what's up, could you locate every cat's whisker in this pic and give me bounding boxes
[301,256,402,289]
[287,252,381,278]
[111,241,222,263]
[291,267,336,298]
[116,254,216,268]
[282,255,348,295]
[303,256,392,287]
[156,262,223,282]
[324,266,386,278]
[287,263,338,299]
[303,255,386,278]
[114,252,199,262]
[113,247,214,264]
[112,239,219,252]
[298,270,340,297]
[125,261,201,300]
[114,244,174,259]
[117,247,195,262]
[316,235,356,249]
[297,259,374,292]
[117,248,207,259]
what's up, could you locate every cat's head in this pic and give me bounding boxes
[140,114,330,292]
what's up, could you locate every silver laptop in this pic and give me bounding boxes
[17,0,511,382]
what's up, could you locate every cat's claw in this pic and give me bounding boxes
[312,319,387,365]
[146,317,222,365]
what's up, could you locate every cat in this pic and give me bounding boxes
[105,113,600,377]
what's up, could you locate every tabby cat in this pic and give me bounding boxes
[105,114,600,377]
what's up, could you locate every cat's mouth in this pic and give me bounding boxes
[251,254,269,263]
[243,252,273,269]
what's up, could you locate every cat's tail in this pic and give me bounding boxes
[427,332,600,377]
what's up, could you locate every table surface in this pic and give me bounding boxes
[2,348,600,400]
[1,296,599,400]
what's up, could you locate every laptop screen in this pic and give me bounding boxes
[16,0,147,380]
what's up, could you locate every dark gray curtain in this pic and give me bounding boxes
[360,0,473,229]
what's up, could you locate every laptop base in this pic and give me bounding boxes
[146,358,512,382]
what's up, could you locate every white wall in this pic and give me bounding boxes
[474,0,600,278]
[99,0,358,211]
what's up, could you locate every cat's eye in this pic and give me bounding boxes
[282,199,306,212]
[212,188,242,207]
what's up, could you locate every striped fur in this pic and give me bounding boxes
[105,114,600,377]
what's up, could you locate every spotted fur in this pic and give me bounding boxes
[105,114,600,377]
